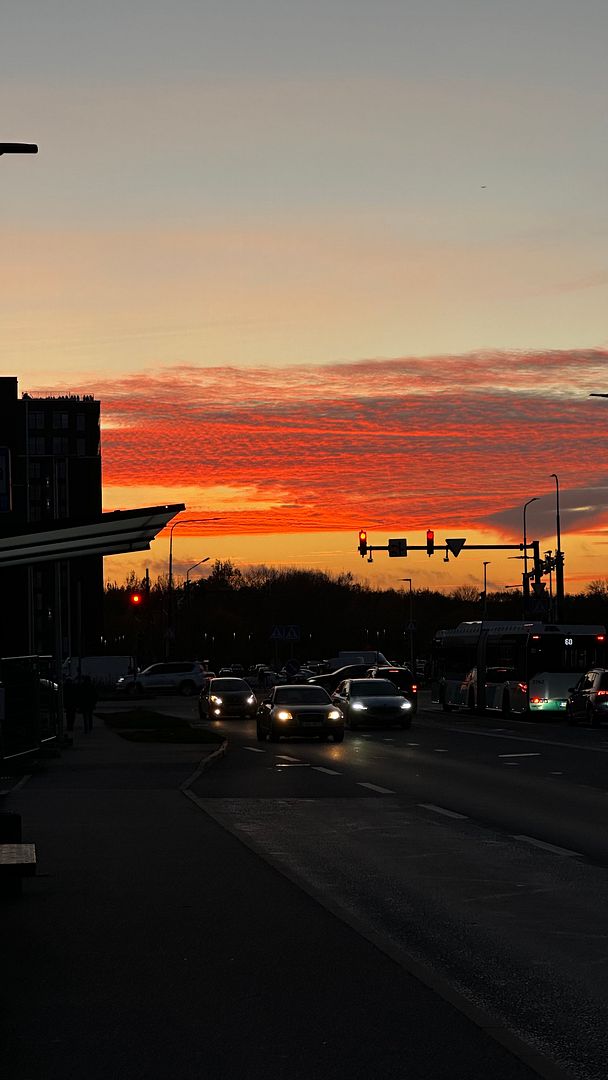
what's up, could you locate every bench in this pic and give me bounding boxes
[0,843,37,894]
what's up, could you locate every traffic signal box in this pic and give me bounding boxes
[426,530,434,556]
[358,530,368,557]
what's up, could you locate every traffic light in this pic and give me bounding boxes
[426,529,435,556]
[129,590,144,607]
[358,529,368,557]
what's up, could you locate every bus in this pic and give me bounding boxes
[431,621,606,717]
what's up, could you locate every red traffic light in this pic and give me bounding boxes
[426,529,435,556]
[129,591,143,606]
[358,529,368,557]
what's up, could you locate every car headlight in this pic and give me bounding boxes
[276,710,293,721]
[352,701,367,711]
[400,701,412,710]
[117,677,125,684]
[328,709,342,721]
[210,695,223,705]
[247,695,255,705]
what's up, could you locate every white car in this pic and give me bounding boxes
[116,661,208,697]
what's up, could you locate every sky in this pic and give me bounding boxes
[2,1,608,595]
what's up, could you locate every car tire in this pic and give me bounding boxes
[467,688,476,713]
[349,719,357,731]
[502,693,511,718]
[333,730,344,743]
[256,723,266,742]
[198,703,205,720]
[135,682,144,697]
[179,681,196,697]
[566,703,578,726]
[590,707,600,728]
[268,726,280,742]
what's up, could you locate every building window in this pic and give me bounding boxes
[28,436,46,455]
[53,412,69,430]
[28,462,41,479]
[76,413,86,432]
[76,438,86,456]
[28,410,44,430]
[52,437,69,455]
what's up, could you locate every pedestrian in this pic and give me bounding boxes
[63,677,78,735]
[78,675,98,734]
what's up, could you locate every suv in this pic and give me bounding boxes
[368,666,418,713]
[116,661,208,697]
[567,669,608,727]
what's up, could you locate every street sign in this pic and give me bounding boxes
[445,538,466,557]
[270,624,301,641]
[388,538,407,557]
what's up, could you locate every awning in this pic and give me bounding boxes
[0,504,185,567]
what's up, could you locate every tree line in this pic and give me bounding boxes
[103,561,608,671]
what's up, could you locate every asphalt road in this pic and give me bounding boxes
[183,693,608,1080]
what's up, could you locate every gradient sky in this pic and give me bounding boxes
[2,2,608,594]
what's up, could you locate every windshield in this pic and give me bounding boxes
[274,687,331,705]
[350,680,398,696]
[211,679,249,691]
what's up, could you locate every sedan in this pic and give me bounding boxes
[256,684,344,743]
[199,677,257,720]
[332,678,413,730]
[307,664,371,694]
[367,665,418,713]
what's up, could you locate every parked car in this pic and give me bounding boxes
[256,684,344,743]
[368,665,418,713]
[307,664,371,694]
[566,668,608,727]
[199,677,257,720]
[332,678,413,730]
[116,661,207,697]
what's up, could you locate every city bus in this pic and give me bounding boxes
[431,621,606,717]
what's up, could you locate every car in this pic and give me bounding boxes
[199,677,257,720]
[307,664,371,694]
[116,661,207,697]
[368,665,418,713]
[332,678,413,730]
[256,684,344,743]
[566,668,608,727]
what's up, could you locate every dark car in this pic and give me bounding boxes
[256,684,344,743]
[199,677,257,720]
[566,668,608,727]
[368,665,418,713]
[307,664,371,694]
[332,678,414,730]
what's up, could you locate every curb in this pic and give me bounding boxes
[180,738,228,796]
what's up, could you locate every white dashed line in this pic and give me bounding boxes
[498,752,541,758]
[275,754,301,761]
[406,743,419,747]
[357,782,396,795]
[313,766,340,775]
[382,738,395,742]
[434,748,448,753]
[243,746,265,753]
[513,834,582,858]
[503,762,520,766]
[419,803,468,820]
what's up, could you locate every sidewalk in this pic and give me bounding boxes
[1,716,541,1080]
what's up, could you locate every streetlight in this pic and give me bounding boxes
[167,517,218,657]
[186,557,210,588]
[522,497,539,611]
[550,473,564,616]
[400,578,414,674]
[482,562,491,619]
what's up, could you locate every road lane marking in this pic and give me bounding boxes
[357,782,395,794]
[406,742,419,747]
[243,746,265,753]
[503,762,519,766]
[498,752,541,758]
[433,748,448,753]
[418,803,468,820]
[513,834,583,858]
[382,738,395,742]
[447,727,608,754]
[276,754,301,761]
[313,766,340,775]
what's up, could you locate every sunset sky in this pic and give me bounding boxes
[2,2,607,594]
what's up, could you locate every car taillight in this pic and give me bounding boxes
[596,690,608,697]
[411,684,417,693]
[518,683,527,692]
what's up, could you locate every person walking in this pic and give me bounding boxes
[78,675,98,734]
[63,677,78,736]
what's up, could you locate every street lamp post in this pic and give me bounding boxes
[550,473,564,617]
[186,557,210,590]
[482,562,491,618]
[400,578,414,673]
[167,517,218,657]
[522,497,539,614]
